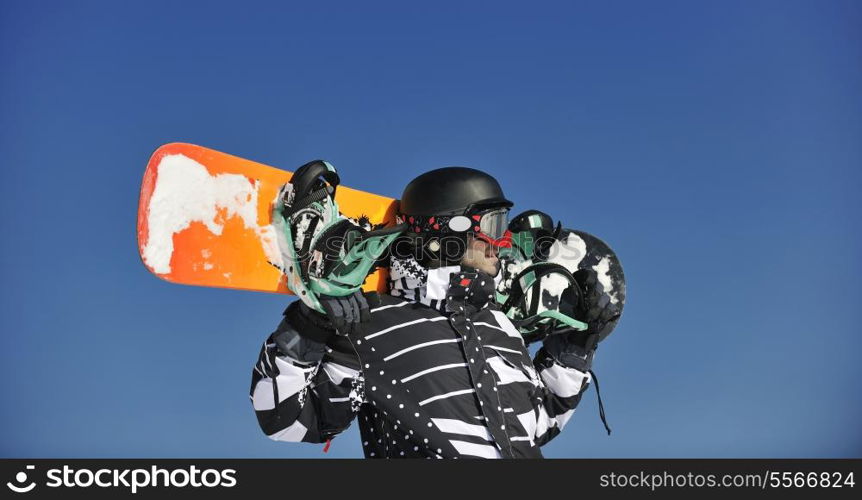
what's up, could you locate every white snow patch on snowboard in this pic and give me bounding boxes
[593,256,619,304]
[258,224,283,270]
[498,258,531,295]
[530,232,588,312]
[142,154,279,274]
[547,232,587,273]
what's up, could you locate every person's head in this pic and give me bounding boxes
[398,167,512,272]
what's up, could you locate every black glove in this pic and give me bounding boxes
[318,291,373,337]
[272,291,376,365]
[543,331,599,373]
[285,291,375,343]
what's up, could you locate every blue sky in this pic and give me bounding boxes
[1,0,859,458]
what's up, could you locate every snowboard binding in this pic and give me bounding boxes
[496,210,625,345]
[273,160,405,313]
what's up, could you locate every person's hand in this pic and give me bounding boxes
[543,331,598,373]
[573,268,623,343]
[283,291,375,347]
[317,290,373,336]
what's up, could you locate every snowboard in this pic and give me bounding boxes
[137,143,398,294]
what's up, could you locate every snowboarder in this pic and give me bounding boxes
[250,166,613,458]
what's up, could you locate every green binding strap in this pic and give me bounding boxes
[307,225,406,297]
[271,183,329,313]
[508,230,535,262]
[499,259,588,341]
[272,160,405,314]
[532,309,588,331]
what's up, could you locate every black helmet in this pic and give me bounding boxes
[397,167,514,266]
[400,167,512,215]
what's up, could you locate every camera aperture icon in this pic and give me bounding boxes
[7,465,36,493]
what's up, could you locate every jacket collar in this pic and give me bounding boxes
[389,255,498,312]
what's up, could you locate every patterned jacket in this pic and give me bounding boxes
[250,264,592,458]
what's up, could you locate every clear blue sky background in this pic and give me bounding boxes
[1,0,859,458]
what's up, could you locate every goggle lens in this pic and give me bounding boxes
[478,208,509,240]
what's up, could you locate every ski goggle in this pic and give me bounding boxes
[402,207,512,247]
[471,208,512,248]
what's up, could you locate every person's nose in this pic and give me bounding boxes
[486,244,499,260]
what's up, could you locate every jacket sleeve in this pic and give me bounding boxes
[529,343,592,447]
[249,303,364,444]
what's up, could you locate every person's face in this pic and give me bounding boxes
[461,235,500,276]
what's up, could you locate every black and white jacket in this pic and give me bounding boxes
[250,263,592,459]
